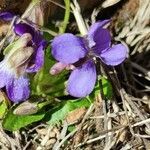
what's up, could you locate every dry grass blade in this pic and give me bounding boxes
[75,125,126,148]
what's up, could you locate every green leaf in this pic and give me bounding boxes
[2,108,45,131]
[45,98,91,125]
[101,76,113,99]
[68,125,76,132]
[31,47,67,98]
[92,76,113,99]
[0,91,10,119]
[0,101,8,119]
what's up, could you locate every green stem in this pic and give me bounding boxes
[59,0,70,33]
[38,100,52,109]
[41,27,58,36]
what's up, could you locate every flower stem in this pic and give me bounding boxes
[38,100,52,109]
[59,0,71,34]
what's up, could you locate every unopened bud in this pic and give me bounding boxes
[9,47,34,77]
[4,33,32,56]
[19,33,32,46]
[13,101,38,115]
[9,47,34,68]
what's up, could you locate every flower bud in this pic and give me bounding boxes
[13,101,38,115]
[9,47,34,77]
[9,47,34,68]
[4,33,32,56]
[3,33,34,77]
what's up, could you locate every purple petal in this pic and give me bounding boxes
[100,44,128,66]
[0,12,15,21]
[87,20,110,48]
[93,28,111,55]
[67,60,96,97]
[26,40,47,72]
[14,23,35,37]
[51,33,87,64]
[14,23,43,45]
[33,31,43,45]
[88,20,110,36]
[6,76,30,103]
[0,62,13,88]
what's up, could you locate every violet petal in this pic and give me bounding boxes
[0,12,14,21]
[88,20,110,36]
[100,44,128,66]
[33,30,43,45]
[93,28,111,55]
[87,20,110,48]
[14,23,43,47]
[67,60,96,97]
[6,75,30,103]
[0,63,13,88]
[51,33,88,64]
[26,40,47,72]
[14,23,35,38]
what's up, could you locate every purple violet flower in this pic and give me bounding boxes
[51,20,128,98]
[14,23,47,72]
[0,34,33,102]
[0,11,47,73]
[0,12,47,102]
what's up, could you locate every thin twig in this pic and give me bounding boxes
[75,125,126,148]
[53,128,78,150]
[53,121,68,150]
[130,61,150,79]
[36,126,53,150]
[132,118,150,127]
[48,0,73,13]
[113,68,135,135]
